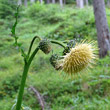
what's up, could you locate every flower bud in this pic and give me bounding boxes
[50,54,62,70]
[39,39,51,54]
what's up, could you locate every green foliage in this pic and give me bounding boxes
[26,3,64,23]
[0,74,21,98]
[0,0,17,19]
[46,8,96,40]
[27,2,46,19]
[88,0,93,4]
[66,0,76,4]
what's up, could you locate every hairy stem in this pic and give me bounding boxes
[16,46,39,110]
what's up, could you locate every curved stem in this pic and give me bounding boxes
[27,36,41,58]
[16,39,65,110]
[62,40,70,43]
[16,46,40,110]
[50,40,66,48]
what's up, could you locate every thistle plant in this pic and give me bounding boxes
[11,7,98,110]
[11,6,66,110]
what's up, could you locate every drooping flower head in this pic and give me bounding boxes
[50,54,62,70]
[39,39,52,54]
[60,41,98,76]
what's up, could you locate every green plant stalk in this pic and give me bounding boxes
[50,40,66,48]
[11,6,19,45]
[16,46,39,110]
[27,36,42,57]
[16,39,65,110]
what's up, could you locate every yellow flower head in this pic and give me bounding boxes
[60,41,98,76]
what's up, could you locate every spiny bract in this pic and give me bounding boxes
[63,40,75,55]
[61,42,98,75]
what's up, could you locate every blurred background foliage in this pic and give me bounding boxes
[0,0,110,110]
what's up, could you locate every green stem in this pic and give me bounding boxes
[11,6,19,45]
[16,39,65,110]
[62,40,70,43]
[16,46,39,110]
[27,36,41,57]
[50,40,66,48]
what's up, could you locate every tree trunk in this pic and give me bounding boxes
[107,0,110,7]
[64,0,66,5]
[52,0,55,4]
[39,0,43,4]
[30,0,35,3]
[84,0,88,6]
[47,0,50,4]
[18,0,22,5]
[24,0,27,7]
[59,0,63,8]
[76,0,84,8]
[93,0,110,58]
